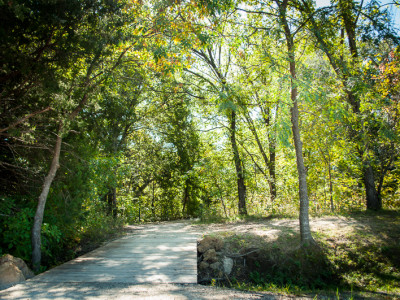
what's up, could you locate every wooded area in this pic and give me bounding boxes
[0,0,399,275]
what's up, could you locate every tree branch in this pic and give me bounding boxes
[0,107,52,134]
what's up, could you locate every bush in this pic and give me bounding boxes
[1,207,34,262]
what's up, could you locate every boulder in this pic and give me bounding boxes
[203,249,218,263]
[209,262,222,271]
[0,261,25,287]
[0,254,35,289]
[198,236,224,253]
[199,261,209,270]
[223,257,233,275]
[0,254,34,279]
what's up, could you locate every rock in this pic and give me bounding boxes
[198,236,224,253]
[223,256,233,275]
[0,254,35,289]
[199,261,209,270]
[0,254,34,279]
[0,261,25,287]
[209,262,222,271]
[203,249,218,263]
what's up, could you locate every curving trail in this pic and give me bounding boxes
[32,222,198,284]
[0,221,305,299]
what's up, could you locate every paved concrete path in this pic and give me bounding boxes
[0,221,303,299]
[35,221,199,284]
[0,281,298,299]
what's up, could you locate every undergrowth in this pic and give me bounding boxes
[201,211,400,299]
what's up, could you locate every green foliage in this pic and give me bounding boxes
[1,0,400,280]
[212,212,400,296]
[0,200,62,265]
[41,223,62,261]
[1,207,33,262]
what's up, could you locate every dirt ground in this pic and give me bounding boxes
[192,213,400,300]
[192,216,366,240]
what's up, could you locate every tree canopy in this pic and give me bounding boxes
[0,0,399,270]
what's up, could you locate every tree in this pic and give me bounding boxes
[187,45,249,215]
[298,0,399,210]
[183,14,249,215]
[274,0,314,245]
[235,50,279,203]
[0,0,139,271]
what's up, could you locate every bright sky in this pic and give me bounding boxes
[315,0,400,29]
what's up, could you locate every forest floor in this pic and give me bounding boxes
[193,211,400,299]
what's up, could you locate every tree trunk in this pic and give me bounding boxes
[229,110,247,215]
[152,180,156,220]
[106,188,117,217]
[305,1,380,211]
[29,51,129,271]
[278,0,314,245]
[350,96,380,210]
[291,100,314,245]
[338,0,358,59]
[269,143,277,201]
[248,76,278,202]
[267,109,277,202]
[364,164,381,210]
[182,179,190,217]
[212,176,228,218]
[32,124,63,271]
[328,161,334,212]
[259,104,277,201]
[134,178,153,198]
[244,111,276,202]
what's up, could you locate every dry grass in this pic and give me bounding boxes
[192,211,400,299]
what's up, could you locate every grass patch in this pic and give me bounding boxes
[222,232,339,291]
[200,212,400,298]
[193,212,297,225]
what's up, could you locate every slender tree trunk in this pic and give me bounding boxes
[267,109,277,202]
[328,161,334,212]
[31,93,88,270]
[182,179,190,217]
[32,123,63,271]
[244,112,276,202]
[212,176,228,218]
[291,100,314,244]
[259,104,277,201]
[30,49,130,271]
[247,75,278,202]
[152,181,155,220]
[106,188,117,217]
[320,147,335,212]
[220,196,228,218]
[278,0,314,245]
[229,110,247,215]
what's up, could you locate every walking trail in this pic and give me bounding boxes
[0,221,300,299]
[33,222,198,284]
